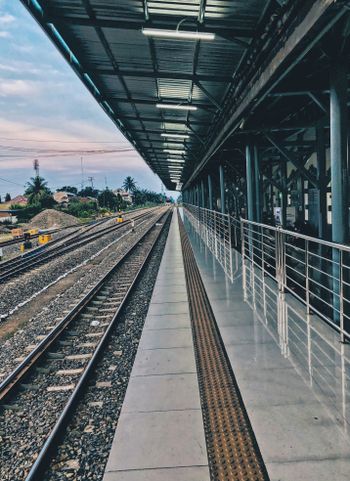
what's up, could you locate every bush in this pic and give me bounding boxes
[62,200,98,218]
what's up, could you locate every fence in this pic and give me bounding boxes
[183,204,240,282]
[241,219,350,342]
[183,203,350,342]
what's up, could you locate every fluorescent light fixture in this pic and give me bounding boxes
[163,149,185,154]
[142,28,215,41]
[161,133,190,139]
[167,158,185,163]
[156,103,197,111]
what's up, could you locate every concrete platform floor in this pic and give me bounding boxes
[184,212,350,481]
[103,210,210,481]
[103,208,350,481]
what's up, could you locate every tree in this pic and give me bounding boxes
[25,176,53,206]
[57,186,78,194]
[5,193,11,202]
[97,189,118,210]
[78,186,99,198]
[123,176,137,193]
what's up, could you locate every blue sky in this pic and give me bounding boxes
[0,1,174,198]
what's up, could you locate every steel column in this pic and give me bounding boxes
[330,57,348,244]
[316,125,327,240]
[254,146,262,222]
[246,145,254,221]
[281,160,287,228]
[201,180,205,208]
[208,174,213,210]
[330,54,348,334]
[219,164,225,214]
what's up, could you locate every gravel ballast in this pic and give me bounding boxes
[0,210,171,481]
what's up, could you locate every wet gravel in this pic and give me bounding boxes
[0,208,165,381]
[0,210,171,481]
[46,212,171,480]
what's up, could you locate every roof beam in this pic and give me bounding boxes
[48,15,255,38]
[96,68,232,83]
[119,116,210,126]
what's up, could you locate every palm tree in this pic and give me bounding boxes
[123,176,137,193]
[25,176,52,205]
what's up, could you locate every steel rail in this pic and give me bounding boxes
[0,209,156,283]
[0,207,169,404]
[22,208,171,480]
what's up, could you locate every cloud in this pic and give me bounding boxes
[0,30,10,38]
[0,79,39,96]
[0,13,15,25]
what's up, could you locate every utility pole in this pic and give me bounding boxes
[33,159,39,178]
[88,176,94,190]
[80,157,85,191]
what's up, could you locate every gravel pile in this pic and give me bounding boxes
[0,209,166,377]
[0,211,171,480]
[27,209,79,229]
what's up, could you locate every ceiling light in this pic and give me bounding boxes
[142,28,215,41]
[167,158,185,163]
[156,103,197,111]
[163,149,186,154]
[161,133,190,139]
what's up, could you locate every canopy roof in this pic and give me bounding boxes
[21,0,279,189]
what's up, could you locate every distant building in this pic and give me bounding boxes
[113,189,133,204]
[0,210,18,223]
[77,196,98,205]
[54,191,77,205]
[0,195,28,209]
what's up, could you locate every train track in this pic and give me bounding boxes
[0,208,171,480]
[0,209,156,283]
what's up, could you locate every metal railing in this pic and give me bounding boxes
[241,219,350,342]
[183,203,350,342]
[183,204,238,282]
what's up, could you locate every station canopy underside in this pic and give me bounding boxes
[21,1,348,190]
[21,0,271,189]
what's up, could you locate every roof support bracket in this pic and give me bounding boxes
[265,134,319,188]
[195,81,222,111]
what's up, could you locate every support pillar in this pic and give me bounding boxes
[316,125,327,240]
[330,57,348,244]
[201,180,205,208]
[219,164,225,214]
[330,54,348,334]
[246,145,254,221]
[208,174,213,210]
[281,161,287,228]
[254,146,262,222]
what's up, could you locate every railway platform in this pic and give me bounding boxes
[103,208,350,481]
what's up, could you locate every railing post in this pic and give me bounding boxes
[227,214,233,281]
[261,225,267,319]
[340,249,344,343]
[214,211,218,258]
[241,220,247,301]
[305,239,310,314]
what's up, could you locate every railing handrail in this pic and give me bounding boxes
[241,217,350,253]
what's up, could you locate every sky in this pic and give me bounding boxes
[0,1,176,199]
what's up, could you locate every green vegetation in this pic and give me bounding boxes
[122,176,137,193]
[61,198,98,218]
[7,175,170,224]
[25,176,56,208]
